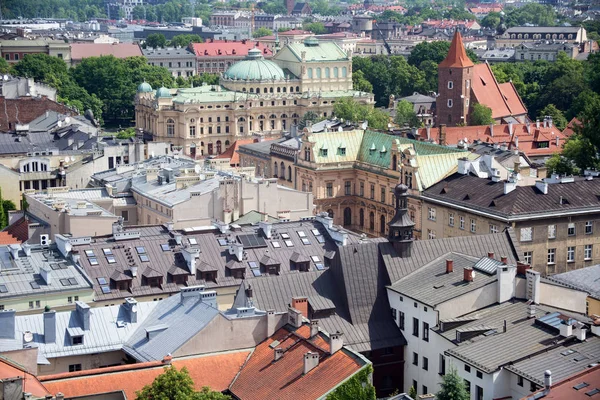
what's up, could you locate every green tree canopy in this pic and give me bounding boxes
[407,40,479,69]
[470,103,494,126]
[169,34,203,48]
[546,153,577,176]
[253,27,273,38]
[136,366,230,400]
[145,33,168,49]
[480,11,502,29]
[352,70,373,93]
[261,1,287,14]
[304,22,326,34]
[333,98,389,130]
[0,58,10,75]
[394,100,420,128]
[504,4,559,27]
[437,368,470,400]
[326,365,375,400]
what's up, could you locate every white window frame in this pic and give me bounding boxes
[490,224,498,234]
[448,81,453,89]
[567,246,575,263]
[547,248,556,265]
[449,213,454,227]
[524,251,533,265]
[585,244,593,260]
[459,216,465,230]
[470,219,476,233]
[447,99,453,108]
[428,207,436,221]
[520,227,533,242]
[586,221,593,235]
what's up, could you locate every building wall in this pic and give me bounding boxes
[38,350,125,376]
[0,289,95,314]
[437,63,473,127]
[146,55,197,77]
[514,45,578,62]
[539,281,587,314]
[435,283,498,320]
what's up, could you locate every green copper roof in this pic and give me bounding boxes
[156,87,172,98]
[308,130,365,165]
[224,49,286,81]
[138,81,153,93]
[284,41,348,62]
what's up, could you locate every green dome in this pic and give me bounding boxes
[155,87,172,98]
[137,81,153,92]
[224,49,286,81]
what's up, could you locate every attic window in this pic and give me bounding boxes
[575,383,590,390]
[189,238,198,245]
[586,389,600,397]
[85,250,95,257]
[338,147,346,156]
[217,238,228,246]
[0,284,8,293]
[311,256,320,263]
[285,240,294,247]
[272,241,281,248]
[72,336,83,345]
[301,238,310,245]
[97,277,107,285]
[489,200,497,207]
[140,254,150,262]
[320,149,328,157]
[463,194,471,200]
[369,143,376,152]
[281,233,290,239]
[248,261,258,269]
[106,256,116,264]
[480,77,487,86]
[297,231,307,238]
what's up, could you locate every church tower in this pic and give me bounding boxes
[387,184,415,258]
[437,30,474,127]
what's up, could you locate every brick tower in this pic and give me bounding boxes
[437,31,474,127]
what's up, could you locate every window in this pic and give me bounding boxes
[36,300,40,308]
[439,355,446,375]
[522,251,532,265]
[399,311,405,330]
[521,227,533,241]
[166,119,175,137]
[379,186,385,203]
[412,317,419,337]
[326,183,333,197]
[490,224,498,234]
[548,225,556,239]
[68,296,73,303]
[428,229,436,240]
[391,307,397,321]
[530,381,538,392]
[465,365,471,373]
[449,213,454,227]
[72,336,83,345]
[345,181,351,195]
[585,244,593,260]
[448,81,453,89]
[29,301,34,309]
[359,182,364,196]
[423,322,429,342]
[121,210,129,222]
[518,376,524,387]
[476,370,483,379]
[447,99,453,108]
[548,248,556,264]
[465,379,471,394]
[413,352,419,366]
[459,216,465,230]
[69,364,82,372]
[470,219,476,233]
[370,184,375,199]
[476,385,483,400]
[423,356,429,371]
[568,246,575,262]
[412,380,418,394]
[586,221,593,234]
[428,207,436,221]
[568,223,576,236]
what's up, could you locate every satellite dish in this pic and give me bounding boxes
[23,331,33,343]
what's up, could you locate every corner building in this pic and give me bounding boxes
[135,38,374,158]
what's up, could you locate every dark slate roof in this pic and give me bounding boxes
[77,220,360,302]
[0,129,97,155]
[388,252,497,307]
[423,173,600,220]
[547,264,600,300]
[237,138,286,159]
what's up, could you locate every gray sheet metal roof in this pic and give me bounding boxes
[130,174,221,207]
[547,264,600,300]
[444,301,588,374]
[0,246,92,300]
[388,252,497,307]
[0,301,157,359]
[505,337,600,386]
[122,292,220,362]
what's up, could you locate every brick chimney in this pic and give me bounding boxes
[517,261,531,275]
[303,352,319,374]
[488,252,494,259]
[500,256,508,265]
[291,296,308,318]
[446,259,453,274]
[464,267,474,282]
[438,124,447,146]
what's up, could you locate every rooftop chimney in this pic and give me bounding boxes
[303,352,319,374]
[464,267,474,282]
[488,252,494,259]
[44,310,56,344]
[329,332,344,354]
[544,370,552,391]
[310,320,319,338]
[287,306,303,328]
[259,221,272,239]
[124,297,138,323]
[559,321,573,338]
[8,244,20,259]
[446,259,453,274]
[174,232,182,245]
[229,242,244,262]
[274,348,284,361]
[291,296,308,318]
[76,301,91,331]
[40,266,52,285]
[54,234,72,258]
[0,309,16,339]
[182,246,200,275]
[22,243,31,257]
[489,123,494,137]
[267,309,277,337]
[438,124,447,146]
[527,302,537,318]
[500,256,508,265]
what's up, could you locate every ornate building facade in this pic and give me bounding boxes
[135,38,374,159]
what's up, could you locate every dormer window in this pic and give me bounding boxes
[72,335,83,345]
[338,147,346,156]
[320,149,328,157]
[448,81,453,89]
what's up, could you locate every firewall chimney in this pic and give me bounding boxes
[488,252,494,259]
[446,259,453,273]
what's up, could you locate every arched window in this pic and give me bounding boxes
[289,86,293,92]
[296,86,300,92]
[327,209,334,219]
[287,166,292,181]
[270,87,273,93]
[225,140,230,146]
[343,207,352,226]
[325,67,330,78]
[359,208,364,227]
[274,162,278,177]
[302,181,306,191]
[250,88,254,93]
[333,67,339,77]
[304,147,311,161]
[280,162,285,179]
[242,87,246,92]
[216,140,222,154]
[307,68,313,78]
[342,67,347,77]
[380,214,386,235]
[369,212,375,230]
[392,154,397,171]
[316,68,322,78]
[166,119,175,137]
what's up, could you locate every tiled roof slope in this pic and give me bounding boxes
[423,173,600,220]
[523,364,600,400]
[6,216,29,242]
[547,264,600,300]
[283,41,348,62]
[471,63,527,119]
[439,31,474,68]
[41,352,250,399]
[229,324,367,400]
[0,357,49,397]
[216,138,256,166]
[0,231,20,244]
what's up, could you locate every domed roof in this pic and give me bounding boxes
[224,49,286,81]
[137,81,153,93]
[394,184,409,197]
[155,87,171,98]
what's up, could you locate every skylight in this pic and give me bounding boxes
[139,254,150,262]
[311,256,320,263]
[103,248,113,255]
[189,238,198,245]
[248,261,258,269]
[0,285,7,293]
[136,246,146,254]
[30,282,40,289]
[106,256,116,264]
[301,238,310,245]
[161,244,170,251]
[85,250,95,257]
[316,236,325,244]
[272,241,281,248]
[297,231,307,238]
[89,258,98,266]
[101,286,111,294]
[315,263,325,271]
[284,240,294,247]
[281,233,290,239]
[252,269,262,277]
[217,238,228,246]
[311,229,321,236]
[97,277,107,285]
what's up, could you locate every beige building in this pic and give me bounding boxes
[0,39,71,64]
[239,128,472,238]
[135,38,373,159]
[421,166,600,275]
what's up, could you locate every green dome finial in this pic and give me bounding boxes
[137,81,153,93]
[155,87,172,98]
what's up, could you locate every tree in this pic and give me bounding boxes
[252,27,273,38]
[145,33,167,49]
[136,366,230,400]
[2,200,16,229]
[394,100,420,128]
[470,103,494,126]
[117,127,137,139]
[132,5,146,20]
[169,34,203,48]
[333,98,390,130]
[408,41,478,68]
[546,153,577,176]
[437,368,470,400]
[261,1,287,14]
[0,188,6,229]
[299,111,322,129]
[367,108,390,130]
[326,365,375,400]
[538,104,567,131]
[408,385,417,399]
[352,70,373,93]
[304,22,326,34]
[481,11,502,29]
[0,58,10,74]
[568,90,600,121]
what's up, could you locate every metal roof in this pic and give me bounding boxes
[547,264,600,300]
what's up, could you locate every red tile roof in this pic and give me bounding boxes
[6,216,29,243]
[216,138,258,166]
[471,63,527,119]
[229,324,366,400]
[0,231,21,245]
[0,357,49,397]
[190,41,272,58]
[418,122,567,157]
[41,352,250,399]
[439,31,474,68]
[70,43,143,61]
[563,117,581,137]
[522,365,600,399]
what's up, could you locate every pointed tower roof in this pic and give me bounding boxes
[439,30,474,68]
